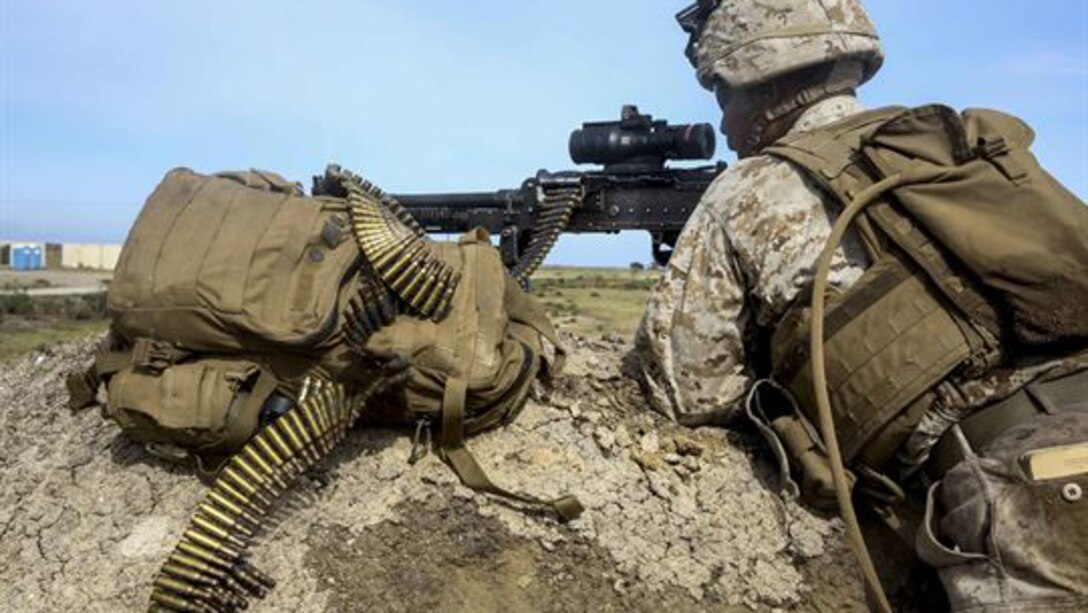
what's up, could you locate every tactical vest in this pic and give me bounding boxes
[762,105,1088,474]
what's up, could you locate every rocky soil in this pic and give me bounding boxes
[0,332,869,612]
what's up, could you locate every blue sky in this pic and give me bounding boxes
[2,0,1086,266]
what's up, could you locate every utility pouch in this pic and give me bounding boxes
[105,358,277,456]
[771,412,854,510]
[745,379,856,510]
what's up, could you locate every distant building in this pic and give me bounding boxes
[0,241,122,271]
[59,243,122,270]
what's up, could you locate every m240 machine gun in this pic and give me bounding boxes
[389,105,725,282]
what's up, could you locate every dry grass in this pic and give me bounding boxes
[530,266,660,339]
[0,319,107,362]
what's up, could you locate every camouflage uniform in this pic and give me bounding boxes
[643,1,1088,610]
[636,94,869,427]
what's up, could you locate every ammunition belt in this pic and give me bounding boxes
[337,166,460,322]
[342,269,399,352]
[510,185,580,283]
[148,375,377,612]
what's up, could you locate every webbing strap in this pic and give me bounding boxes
[65,366,100,411]
[927,367,1088,478]
[440,377,583,521]
[438,242,583,522]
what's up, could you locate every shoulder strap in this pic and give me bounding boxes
[438,234,583,522]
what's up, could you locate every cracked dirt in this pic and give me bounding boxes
[0,332,871,612]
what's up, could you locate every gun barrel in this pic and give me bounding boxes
[391,190,524,209]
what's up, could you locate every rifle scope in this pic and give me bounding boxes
[569,105,715,167]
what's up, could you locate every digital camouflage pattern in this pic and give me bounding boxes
[635,94,1067,475]
[636,95,868,426]
[692,0,883,90]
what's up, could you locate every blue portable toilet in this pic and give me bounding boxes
[12,244,45,270]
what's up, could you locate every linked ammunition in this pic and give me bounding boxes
[237,561,277,589]
[419,268,451,316]
[154,575,215,601]
[228,566,267,599]
[256,427,300,472]
[176,539,235,570]
[197,504,254,538]
[383,246,427,291]
[241,446,289,490]
[191,515,248,550]
[206,491,262,527]
[372,238,424,275]
[286,410,317,449]
[395,258,436,305]
[299,402,331,455]
[231,455,285,497]
[220,467,275,508]
[271,417,308,457]
[184,528,243,561]
[150,588,212,613]
[169,551,228,580]
[161,561,218,587]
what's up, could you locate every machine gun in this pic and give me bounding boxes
[390,105,725,281]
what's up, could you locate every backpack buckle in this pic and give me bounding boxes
[132,338,190,374]
[978,135,1010,159]
[408,417,433,464]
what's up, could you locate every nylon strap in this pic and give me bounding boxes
[438,242,583,521]
[927,367,1088,478]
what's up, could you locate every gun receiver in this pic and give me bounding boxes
[389,105,725,281]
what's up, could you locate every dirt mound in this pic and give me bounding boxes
[0,333,866,612]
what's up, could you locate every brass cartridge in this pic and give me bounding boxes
[183,529,242,562]
[299,402,331,455]
[242,446,289,490]
[161,561,218,587]
[230,456,283,496]
[191,515,248,550]
[373,239,425,275]
[237,561,277,589]
[154,575,215,601]
[206,491,262,526]
[176,539,235,570]
[229,565,268,599]
[150,588,212,613]
[197,503,253,538]
[275,416,319,465]
[220,468,274,508]
[168,551,228,579]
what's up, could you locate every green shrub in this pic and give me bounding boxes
[0,292,33,315]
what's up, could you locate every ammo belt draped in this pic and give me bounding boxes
[149,376,377,612]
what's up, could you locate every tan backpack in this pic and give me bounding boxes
[70,165,580,517]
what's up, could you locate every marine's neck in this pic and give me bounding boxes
[787,94,866,135]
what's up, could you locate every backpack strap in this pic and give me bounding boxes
[438,235,583,522]
[439,377,583,521]
[67,337,194,411]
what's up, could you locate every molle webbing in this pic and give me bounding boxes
[765,106,1002,340]
[108,168,363,354]
[773,255,976,463]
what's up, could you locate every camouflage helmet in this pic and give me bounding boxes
[677,0,884,91]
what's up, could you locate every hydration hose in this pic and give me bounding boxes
[809,167,944,613]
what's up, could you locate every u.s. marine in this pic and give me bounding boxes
[637,1,1088,610]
